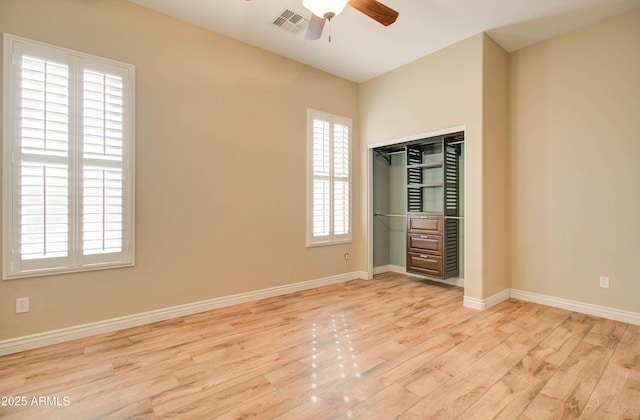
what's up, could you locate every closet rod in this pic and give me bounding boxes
[374,213,465,219]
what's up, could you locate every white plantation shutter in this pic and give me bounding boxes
[81,70,125,259]
[312,117,330,238]
[332,121,349,237]
[19,56,70,263]
[307,109,352,246]
[3,34,134,279]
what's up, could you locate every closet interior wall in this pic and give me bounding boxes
[373,154,391,268]
[373,152,407,269]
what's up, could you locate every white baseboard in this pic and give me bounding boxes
[373,264,405,275]
[463,288,640,326]
[463,289,510,310]
[355,270,370,280]
[0,271,364,356]
[463,296,484,310]
[510,289,640,326]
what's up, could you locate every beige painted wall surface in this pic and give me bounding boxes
[481,35,510,297]
[509,10,640,312]
[0,0,359,339]
[359,35,486,299]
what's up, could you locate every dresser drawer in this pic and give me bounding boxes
[407,252,443,277]
[407,214,442,235]
[408,234,442,255]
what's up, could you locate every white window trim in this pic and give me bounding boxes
[2,33,135,279]
[306,108,352,247]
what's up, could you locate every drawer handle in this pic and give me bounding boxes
[420,254,428,258]
[420,235,428,239]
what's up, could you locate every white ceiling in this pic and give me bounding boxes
[128,0,640,83]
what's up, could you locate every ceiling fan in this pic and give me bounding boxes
[302,0,399,41]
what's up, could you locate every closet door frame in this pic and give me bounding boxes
[366,125,465,287]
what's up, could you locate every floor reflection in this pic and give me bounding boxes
[309,313,361,416]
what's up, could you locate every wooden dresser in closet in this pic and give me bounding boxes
[406,214,443,277]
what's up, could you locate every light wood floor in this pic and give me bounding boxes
[1,273,639,419]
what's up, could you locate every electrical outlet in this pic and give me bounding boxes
[16,297,29,313]
[344,253,349,261]
[599,276,609,289]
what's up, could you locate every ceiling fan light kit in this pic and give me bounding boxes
[302,0,349,19]
[302,0,399,41]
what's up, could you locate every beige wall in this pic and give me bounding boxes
[0,0,360,339]
[359,35,489,300]
[481,35,510,297]
[509,9,640,312]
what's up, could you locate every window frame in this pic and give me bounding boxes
[306,108,352,247]
[2,33,135,280]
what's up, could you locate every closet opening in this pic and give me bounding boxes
[369,129,465,288]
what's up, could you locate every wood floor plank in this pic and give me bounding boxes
[348,382,421,418]
[0,373,26,394]
[216,343,374,419]
[529,312,596,366]
[0,273,638,419]
[459,355,556,419]
[458,304,572,419]
[520,317,627,419]
[404,340,532,418]
[402,326,511,396]
[581,324,640,418]
[156,374,275,418]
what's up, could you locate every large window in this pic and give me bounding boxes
[307,109,352,246]
[2,34,135,279]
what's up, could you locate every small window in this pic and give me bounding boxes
[306,109,352,246]
[3,34,135,279]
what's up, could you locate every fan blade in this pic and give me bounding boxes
[305,14,326,40]
[349,0,398,26]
